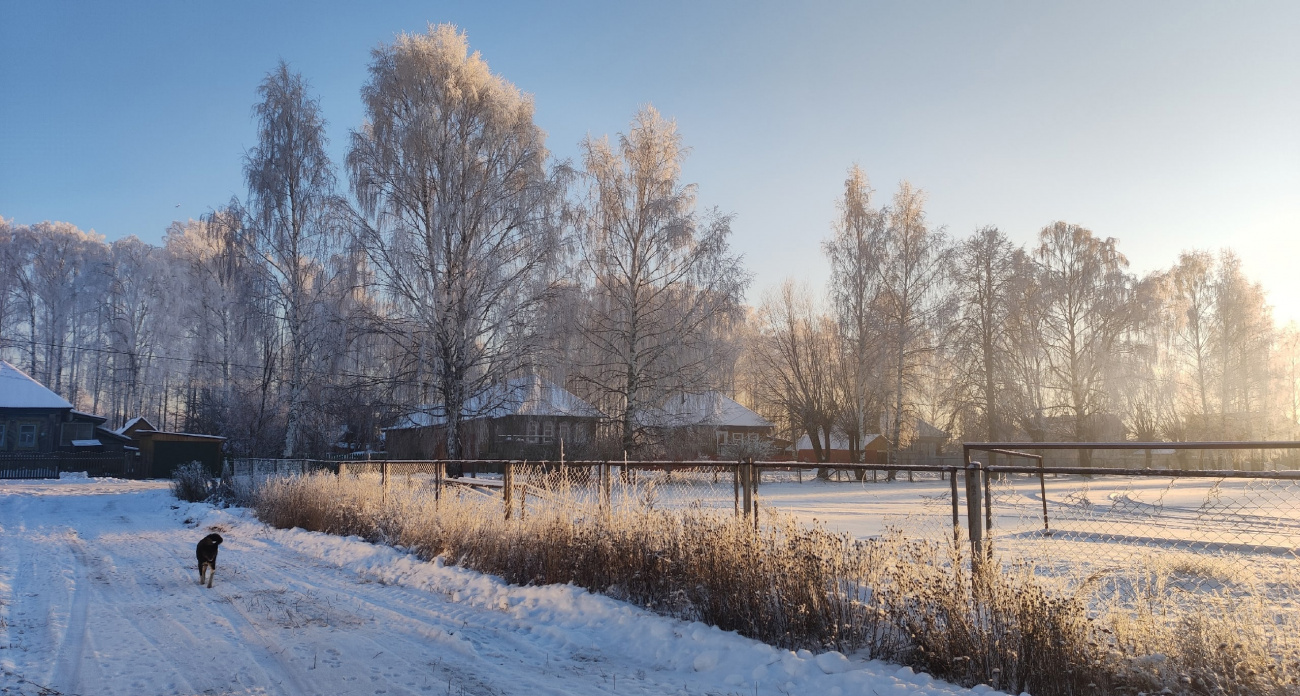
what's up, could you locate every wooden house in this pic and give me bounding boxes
[0,360,132,455]
[385,375,605,462]
[647,392,776,459]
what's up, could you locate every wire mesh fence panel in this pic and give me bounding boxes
[496,463,742,520]
[749,464,960,546]
[620,464,739,513]
[985,473,1300,602]
[964,442,1300,661]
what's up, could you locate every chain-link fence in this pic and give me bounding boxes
[961,442,1300,655]
[225,449,1300,609]
[224,457,962,532]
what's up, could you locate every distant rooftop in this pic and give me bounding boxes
[796,433,886,451]
[114,415,155,435]
[388,375,604,430]
[0,360,73,409]
[653,391,773,429]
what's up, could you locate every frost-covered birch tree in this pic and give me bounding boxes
[573,106,747,454]
[105,236,167,425]
[18,222,108,394]
[1035,222,1133,465]
[244,62,346,457]
[952,226,1021,448]
[1213,252,1274,434]
[876,183,952,469]
[348,25,558,461]
[753,281,841,473]
[823,165,886,462]
[1169,250,1218,420]
[0,219,34,366]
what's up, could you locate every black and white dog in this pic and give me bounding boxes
[196,533,223,588]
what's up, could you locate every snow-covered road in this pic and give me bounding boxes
[0,479,1006,696]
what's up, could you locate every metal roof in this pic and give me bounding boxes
[388,375,604,430]
[0,361,73,409]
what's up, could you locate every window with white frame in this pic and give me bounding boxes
[558,422,570,444]
[61,422,93,446]
[527,421,539,443]
[748,432,758,442]
[717,431,727,447]
[542,421,554,443]
[18,424,37,449]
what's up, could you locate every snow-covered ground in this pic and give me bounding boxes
[0,478,1012,696]
[748,474,1300,610]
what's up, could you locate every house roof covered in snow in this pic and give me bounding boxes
[115,416,156,436]
[879,414,949,440]
[649,392,773,429]
[0,361,73,410]
[914,419,949,440]
[387,375,604,430]
[796,433,887,451]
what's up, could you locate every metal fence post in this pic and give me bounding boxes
[964,448,985,562]
[601,461,612,510]
[733,463,740,516]
[950,468,960,545]
[983,465,993,555]
[1038,457,1050,535]
[749,459,759,527]
[435,461,443,505]
[741,462,752,518]
[503,463,514,521]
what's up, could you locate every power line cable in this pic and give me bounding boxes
[0,337,404,383]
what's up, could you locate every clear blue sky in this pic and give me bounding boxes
[3,1,1298,320]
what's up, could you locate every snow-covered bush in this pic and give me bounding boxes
[171,461,215,502]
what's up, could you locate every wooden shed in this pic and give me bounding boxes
[117,417,226,478]
[797,432,889,463]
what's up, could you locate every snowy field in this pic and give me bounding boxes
[535,469,1300,613]
[527,469,1300,576]
[0,478,1012,696]
[746,474,1300,612]
[237,466,1300,608]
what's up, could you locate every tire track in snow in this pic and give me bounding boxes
[85,530,237,696]
[0,497,81,694]
[48,534,98,695]
[220,530,580,695]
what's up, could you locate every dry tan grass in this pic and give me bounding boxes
[241,471,1300,696]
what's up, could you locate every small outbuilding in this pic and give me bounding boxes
[114,416,226,478]
[648,392,776,459]
[796,432,890,463]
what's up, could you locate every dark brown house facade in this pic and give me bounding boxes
[646,392,776,460]
[385,376,605,462]
[0,361,132,455]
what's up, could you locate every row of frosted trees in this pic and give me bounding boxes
[0,26,745,458]
[1,25,1294,460]
[745,165,1296,465]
